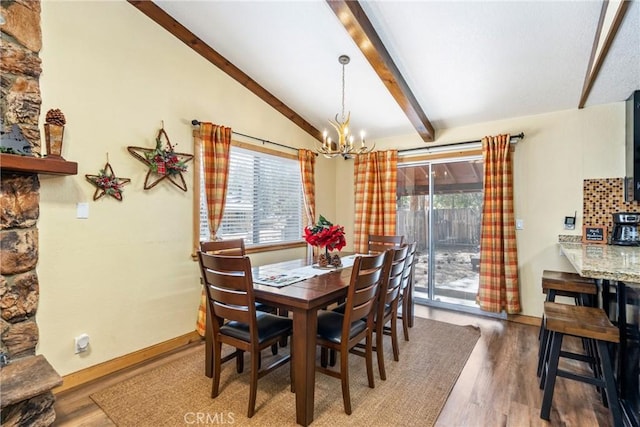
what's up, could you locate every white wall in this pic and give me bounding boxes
[37,1,626,376]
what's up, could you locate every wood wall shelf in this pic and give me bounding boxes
[0,153,78,176]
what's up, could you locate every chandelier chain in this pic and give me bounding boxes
[341,61,346,122]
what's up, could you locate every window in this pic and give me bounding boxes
[199,144,304,246]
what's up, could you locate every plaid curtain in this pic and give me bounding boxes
[353,150,398,253]
[476,134,521,314]
[298,149,316,226]
[196,122,232,336]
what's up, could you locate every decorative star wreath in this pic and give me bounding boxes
[127,126,194,191]
[85,161,131,201]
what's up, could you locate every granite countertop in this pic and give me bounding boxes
[558,241,640,284]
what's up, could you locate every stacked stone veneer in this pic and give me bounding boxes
[1,1,62,426]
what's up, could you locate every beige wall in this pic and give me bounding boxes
[339,103,626,317]
[36,0,334,376]
[36,1,626,376]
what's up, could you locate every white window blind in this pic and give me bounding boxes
[200,145,304,246]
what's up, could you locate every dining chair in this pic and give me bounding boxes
[315,250,389,415]
[200,239,280,379]
[374,244,409,380]
[367,234,405,254]
[197,251,293,418]
[397,242,417,341]
[331,245,407,380]
[200,239,277,314]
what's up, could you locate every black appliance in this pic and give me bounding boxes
[626,90,640,201]
[611,212,640,246]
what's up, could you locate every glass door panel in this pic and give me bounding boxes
[398,157,483,312]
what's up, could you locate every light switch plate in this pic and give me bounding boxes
[515,219,524,230]
[76,203,89,219]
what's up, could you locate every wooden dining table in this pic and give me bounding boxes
[203,255,355,426]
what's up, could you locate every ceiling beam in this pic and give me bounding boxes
[578,0,631,108]
[326,0,435,142]
[127,0,323,142]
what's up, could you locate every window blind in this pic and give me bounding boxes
[200,145,304,245]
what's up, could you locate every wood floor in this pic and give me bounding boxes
[53,306,614,426]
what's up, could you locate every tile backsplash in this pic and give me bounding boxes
[583,178,640,229]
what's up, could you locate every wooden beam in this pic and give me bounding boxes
[127,1,323,142]
[578,0,631,108]
[326,0,435,142]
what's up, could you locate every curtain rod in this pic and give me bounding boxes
[191,120,298,152]
[398,132,525,155]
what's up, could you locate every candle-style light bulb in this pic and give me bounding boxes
[360,130,366,147]
[322,130,328,149]
[349,135,354,149]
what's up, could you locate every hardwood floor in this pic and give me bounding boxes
[53,306,614,426]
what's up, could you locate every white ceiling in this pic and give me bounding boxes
[153,0,640,142]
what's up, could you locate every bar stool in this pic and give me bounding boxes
[539,302,622,426]
[537,270,598,377]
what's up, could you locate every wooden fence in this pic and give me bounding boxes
[397,208,481,251]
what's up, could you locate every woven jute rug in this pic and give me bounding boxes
[90,317,480,426]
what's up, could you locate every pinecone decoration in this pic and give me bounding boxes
[45,109,66,126]
[318,253,329,267]
[331,254,342,267]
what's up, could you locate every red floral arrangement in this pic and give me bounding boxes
[304,215,346,251]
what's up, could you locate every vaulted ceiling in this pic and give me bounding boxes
[129,0,640,146]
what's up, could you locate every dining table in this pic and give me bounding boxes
[203,253,358,426]
[558,237,640,426]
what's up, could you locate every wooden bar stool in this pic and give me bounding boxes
[541,270,597,306]
[539,302,622,426]
[537,270,598,377]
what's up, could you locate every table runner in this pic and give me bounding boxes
[254,254,359,287]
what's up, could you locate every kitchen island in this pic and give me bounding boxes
[558,241,640,284]
[558,239,640,426]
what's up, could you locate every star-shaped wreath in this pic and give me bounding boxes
[127,127,194,191]
[85,161,131,201]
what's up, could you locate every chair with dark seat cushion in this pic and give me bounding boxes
[332,245,407,380]
[201,239,276,315]
[367,234,405,254]
[200,239,281,379]
[315,251,389,415]
[197,251,292,418]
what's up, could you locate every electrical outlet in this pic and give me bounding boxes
[75,334,90,354]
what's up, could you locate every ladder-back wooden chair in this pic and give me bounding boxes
[199,239,279,380]
[367,234,405,254]
[315,251,389,415]
[197,252,293,418]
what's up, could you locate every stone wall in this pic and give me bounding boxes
[0,1,62,426]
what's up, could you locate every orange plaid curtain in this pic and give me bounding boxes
[353,150,398,253]
[476,134,521,314]
[196,122,232,336]
[298,149,316,227]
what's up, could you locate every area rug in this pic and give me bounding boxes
[90,317,480,427]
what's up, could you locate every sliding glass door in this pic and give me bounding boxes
[397,156,484,313]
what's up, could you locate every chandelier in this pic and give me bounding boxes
[315,55,375,159]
